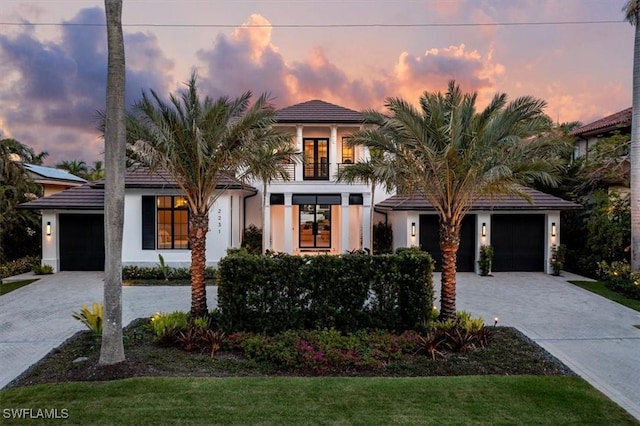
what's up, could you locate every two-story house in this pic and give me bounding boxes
[21,99,578,274]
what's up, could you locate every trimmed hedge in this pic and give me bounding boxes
[122,265,217,281]
[218,249,434,333]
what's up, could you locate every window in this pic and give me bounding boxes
[342,138,354,164]
[157,196,189,249]
[303,138,329,179]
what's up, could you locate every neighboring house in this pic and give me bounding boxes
[23,163,87,196]
[21,99,579,274]
[570,108,631,192]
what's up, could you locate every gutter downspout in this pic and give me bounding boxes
[373,207,388,225]
[242,189,259,232]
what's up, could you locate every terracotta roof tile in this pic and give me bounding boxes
[376,186,580,211]
[276,100,363,123]
[569,107,632,137]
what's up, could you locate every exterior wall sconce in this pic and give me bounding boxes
[46,221,51,236]
[411,222,416,237]
[551,222,556,237]
[481,223,486,237]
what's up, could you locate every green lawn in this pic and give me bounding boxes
[569,281,640,312]
[1,376,637,425]
[0,279,37,296]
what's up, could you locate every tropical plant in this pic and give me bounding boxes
[550,244,567,276]
[126,73,292,317]
[55,160,88,177]
[625,0,640,271]
[348,81,565,319]
[72,302,104,335]
[32,264,54,275]
[373,221,393,254]
[100,0,126,365]
[241,225,263,254]
[0,139,46,262]
[150,311,189,345]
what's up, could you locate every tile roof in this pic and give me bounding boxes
[569,107,632,137]
[20,167,255,210]
[376,186,580,211]
[24,164,87,183]
[276,100,363,124]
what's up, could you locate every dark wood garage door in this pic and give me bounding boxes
[419,214,476,272]
[59,214,105,271]
[491,214,544,272]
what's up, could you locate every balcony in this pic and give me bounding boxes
[303,162,329,180]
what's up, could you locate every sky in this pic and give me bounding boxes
[0,0,634,165]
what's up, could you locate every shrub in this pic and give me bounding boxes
[241,225,262,254]
[598,260,640,300]
[478,245,493,276]
[33,264,54,275]
[150,311,189,345]
[550,244,566,276]
[373,222,393,254]
[72,302,104,334]
[426,310,492,354]
[122,265,217,281]
[0,256,40,279]
[218,250,434,333]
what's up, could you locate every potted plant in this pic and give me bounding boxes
[550,244,566,276]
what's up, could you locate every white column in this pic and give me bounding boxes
[263,196,271,253]
[547,211,561,275]
[362,193,372,252]
[284,193,293,254]
[42,212,59,272]
[295,125,303,182]
[330,125,337,180]
[341,193,350,253]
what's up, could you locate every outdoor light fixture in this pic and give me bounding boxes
[551,222,557,237]
[46,222,51,236]
[493,317,499,327]
[411,222,416,237]
[481,223,486,237]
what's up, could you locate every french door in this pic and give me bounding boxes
[299,204,331,248]
[303,139,329,180]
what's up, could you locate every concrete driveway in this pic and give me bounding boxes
[1,271,639,420]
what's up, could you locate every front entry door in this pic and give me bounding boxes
[299,204,331,248]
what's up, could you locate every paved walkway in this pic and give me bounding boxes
[1,271,639,420]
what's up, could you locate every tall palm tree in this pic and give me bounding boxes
[127,73,291,317]
[349,81,564,319]
[625,0,640,271]
[100,0,126,365]
[335,148,398,252]
[88,160,106,181]
[237,137,301,252]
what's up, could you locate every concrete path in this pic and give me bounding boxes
[1,271,639,421]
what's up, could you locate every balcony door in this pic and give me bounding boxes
[299,204,331,248]
[303,138,329,180]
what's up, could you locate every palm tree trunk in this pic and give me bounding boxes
[439,219,460,320]
[369,183,375,253]
[100,0,125,365]
[190,213,209,317]
[262,182,267,254]
[631,13,640,271]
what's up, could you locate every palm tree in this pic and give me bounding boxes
[625,1,640,271]
[349,81,564,319]
[100,0,126,365]
[237,137,301,253]
[127,73,291,317]
[56,160,88,178]
[335,148,398,252]
[88,160,106,181]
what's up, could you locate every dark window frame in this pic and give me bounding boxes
[303,138,330,180]
[156,196,190,250]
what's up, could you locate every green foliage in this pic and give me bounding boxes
[597,260,640,300]
[150,311,189,345]
[478,245,494,276]
[550,244,567,276]
[241,225,262,254]
[218,250,435,334]
[0,255,39,279]
[32,264,54,275]
[563,190,629,277]
[226,329,417,374]
[122,265,216,281]
[373,222,393,254]
[425,311,491,354]
[72,302,104,334]
[157,254,168,281]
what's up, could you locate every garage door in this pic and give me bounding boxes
[59,214,105,271]
[491,214,544,272]
[419,214,476,272]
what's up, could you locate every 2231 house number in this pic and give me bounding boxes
[217,208,222,233]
